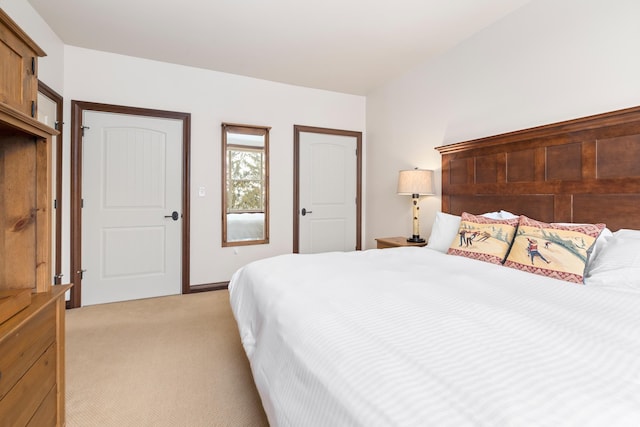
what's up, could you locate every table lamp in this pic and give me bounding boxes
[397,168,435,243]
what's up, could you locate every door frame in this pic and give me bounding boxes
[70,101,191,308]
[37,81,63,285]
[293,125,362,253]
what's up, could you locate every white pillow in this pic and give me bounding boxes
[613,229,640,239]
[426,212,460,253]
[480,211,502,220]
[589,227,613,265]
[585,235,640,290]
[499,210,519,219]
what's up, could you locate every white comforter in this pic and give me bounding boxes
[229,247,640,427]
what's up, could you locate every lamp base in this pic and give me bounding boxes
[407,236,425,243]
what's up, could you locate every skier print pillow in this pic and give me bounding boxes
[503,215,605,283]
[447,212,519,265]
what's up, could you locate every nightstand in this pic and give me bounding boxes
[375,236,428,249]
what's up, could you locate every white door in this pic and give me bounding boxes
[299,132,358,253]
[36,92,59,283]
[81,111,183,305]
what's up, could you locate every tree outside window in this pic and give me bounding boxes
[227,147,264,212]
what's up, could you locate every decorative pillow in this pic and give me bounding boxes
[427,211,516,253]
[503,216,605,283]
[553,224,612,272]
[447,212,519,264]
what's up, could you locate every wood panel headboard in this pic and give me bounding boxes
[435,106,640,231]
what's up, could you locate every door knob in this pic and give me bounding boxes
[164,211,179,221]
[301,208,313,216]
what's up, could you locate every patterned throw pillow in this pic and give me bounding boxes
[503,216,605,283]
[447,212,519,264]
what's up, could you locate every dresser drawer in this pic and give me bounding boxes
[0,343,57,426]
[0,303,55,399]
[26,381,57,427]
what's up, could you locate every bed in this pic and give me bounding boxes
[229,106,640,426]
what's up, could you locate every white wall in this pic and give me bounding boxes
[12,0,640,287]
[3,1,366,290]
[64,46,366,285]
[365,0,640,248]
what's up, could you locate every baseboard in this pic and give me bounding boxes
[188,282,229,293]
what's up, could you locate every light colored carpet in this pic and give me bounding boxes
[65,290,269,427]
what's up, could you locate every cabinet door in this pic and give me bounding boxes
[0,16,40,117]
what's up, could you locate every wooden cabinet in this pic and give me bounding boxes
[0,98,54,293]
[0,9,44,118]
[0,9,70,427]
[375,236,428,249]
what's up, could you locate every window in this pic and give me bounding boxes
[221,123,270,246]
[227,146,264,212]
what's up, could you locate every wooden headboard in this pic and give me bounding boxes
[435,106,640,231]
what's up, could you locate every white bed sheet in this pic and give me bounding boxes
[229,247,640,426]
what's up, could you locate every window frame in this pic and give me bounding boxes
[221,123,270,247]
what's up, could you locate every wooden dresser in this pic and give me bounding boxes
[0,8,71,427]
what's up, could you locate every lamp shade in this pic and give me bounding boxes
[397,169,435,195]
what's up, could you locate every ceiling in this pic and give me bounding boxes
[27,0,531,95]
